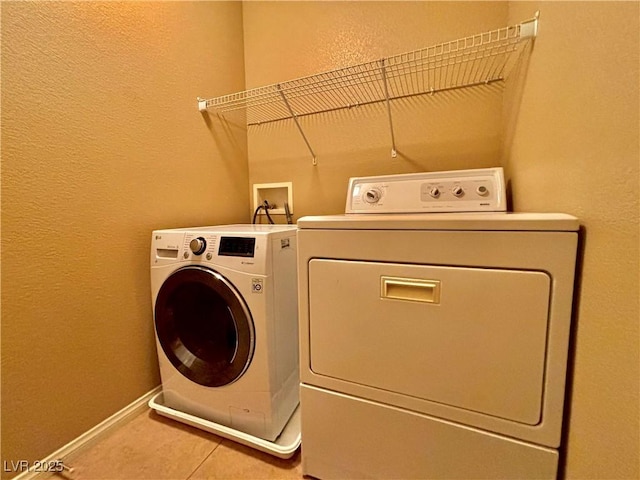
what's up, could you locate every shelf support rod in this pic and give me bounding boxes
[380,59,397,158]
[277,84,317,166]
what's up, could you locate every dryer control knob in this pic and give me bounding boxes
[452,186,465,197]
[476,185,489,196]
[363,188,382,204]
[189,237,207,255]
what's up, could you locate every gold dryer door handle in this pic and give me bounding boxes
[380,276,441,304]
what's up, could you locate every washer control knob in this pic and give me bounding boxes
[363,188,382,204]
[452,186,465,197]
[189,237,207,255]
[429,187,441,198]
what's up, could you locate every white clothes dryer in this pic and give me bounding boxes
[297,170,580,479]
[298,213,579,479]
[150,225,299,442]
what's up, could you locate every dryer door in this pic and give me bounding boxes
[155,265,255,387]
[308,259,551,425]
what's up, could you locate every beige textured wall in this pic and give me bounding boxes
[1,2,248,476]
[505,2,639,479]
[2,2,638,479]
[242,1,509,219]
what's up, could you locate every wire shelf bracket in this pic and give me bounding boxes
[198,12,539,165]
[276,84,318,165]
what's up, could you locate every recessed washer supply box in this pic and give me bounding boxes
[346,167,506,214]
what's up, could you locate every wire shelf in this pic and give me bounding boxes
[198,13,538,163]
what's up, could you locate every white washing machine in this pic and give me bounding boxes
[149,224,299,442]
[297,169,579,479]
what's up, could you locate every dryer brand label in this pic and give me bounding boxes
[280,238,291,249]
[251,278,264,294]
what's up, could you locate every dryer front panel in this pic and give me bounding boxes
[308,259,551,425]
[155,265,255,387]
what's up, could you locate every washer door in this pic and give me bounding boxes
[155,265,255,387]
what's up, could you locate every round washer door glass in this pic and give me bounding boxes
[155,265,255,387]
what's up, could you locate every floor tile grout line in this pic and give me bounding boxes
[185,438,224,480]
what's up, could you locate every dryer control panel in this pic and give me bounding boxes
[346,167,506,214]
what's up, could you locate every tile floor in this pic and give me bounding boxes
[48,409,303,480]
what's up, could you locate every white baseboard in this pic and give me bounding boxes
[12,385,162,480]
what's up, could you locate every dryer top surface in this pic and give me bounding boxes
[297,212,579,232]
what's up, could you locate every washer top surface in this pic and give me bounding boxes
[297,212,579,232]
[155,224,297,235]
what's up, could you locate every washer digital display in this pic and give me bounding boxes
[218,237,256,257]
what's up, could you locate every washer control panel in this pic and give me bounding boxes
[152,232,262,267]
[346,168,506,214]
